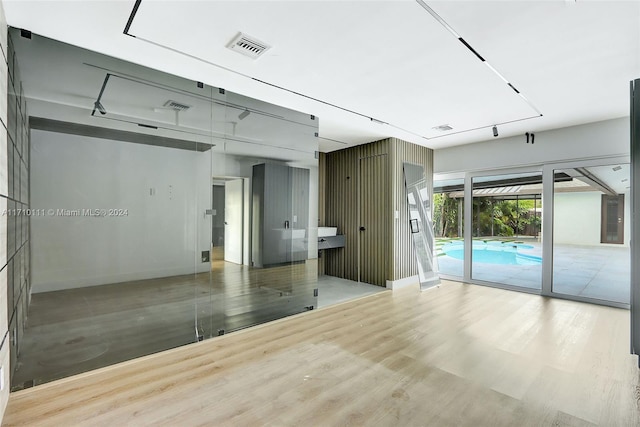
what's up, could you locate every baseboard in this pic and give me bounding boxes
[386,275,419,290]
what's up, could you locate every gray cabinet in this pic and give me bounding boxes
[252,163,309,267]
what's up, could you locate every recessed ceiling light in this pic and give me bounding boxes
[621,178,628,182]
[612,165,622,171]
[432,124,453,131]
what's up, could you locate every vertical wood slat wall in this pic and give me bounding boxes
[319,137,433,286]
[390,138,434,281]
[359,153,390,286]
[322,139,390,285]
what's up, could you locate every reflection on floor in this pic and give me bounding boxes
[11,262,382,390]
[437,239,629,304]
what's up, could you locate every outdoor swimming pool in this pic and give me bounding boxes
[440,241,542,266]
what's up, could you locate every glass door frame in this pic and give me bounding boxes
[542,156,630,309]
[465,166,544,294]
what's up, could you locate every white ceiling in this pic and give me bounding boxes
[4,0,640,152]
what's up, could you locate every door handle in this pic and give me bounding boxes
[359,226,366,231]
[285,220,290,229]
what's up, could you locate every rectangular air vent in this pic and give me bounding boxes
[432,124,453,131]
[163,100,191,111]
[227,32,271,59]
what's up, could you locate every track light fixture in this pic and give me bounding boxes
[238,109,250,120]
[94,101,107,115]
[492,125,498,137]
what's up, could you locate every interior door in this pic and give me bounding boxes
[601,194,624,244]
[358,155,389,286]
[224,179,243,264]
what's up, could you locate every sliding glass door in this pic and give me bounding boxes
[552,163,630,304]
[470,172,542,289]
[434,158,630,308]
[433,178,464,278]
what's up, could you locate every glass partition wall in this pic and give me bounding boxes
[11,30,318,389]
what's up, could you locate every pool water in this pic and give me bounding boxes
[441,241,542,266]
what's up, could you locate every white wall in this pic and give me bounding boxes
[554,192,601,245]
[31,131,321,293]
[435,118,629,174]
[31,130,213,292]
[553,190,630,247]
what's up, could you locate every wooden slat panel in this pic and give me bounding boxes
[322,138,432,285]
[323,139,390,284]
[359,154,389,286]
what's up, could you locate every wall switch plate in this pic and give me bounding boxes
[201,250,210,263]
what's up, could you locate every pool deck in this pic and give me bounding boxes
[436,238,629,304]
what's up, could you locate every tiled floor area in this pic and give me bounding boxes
[438,241,629,304]
[553,244,630,303]
[317,275,387,307]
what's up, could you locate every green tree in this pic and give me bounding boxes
[433,193,461,237]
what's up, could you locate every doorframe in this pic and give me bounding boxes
[212,176,251,266]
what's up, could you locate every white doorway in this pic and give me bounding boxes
[224,179,244,265]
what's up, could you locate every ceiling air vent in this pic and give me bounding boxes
[432,124,453,131]
[163,100,191,111]
[227,32,271,59]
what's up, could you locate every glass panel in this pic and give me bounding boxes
[471,172,542,288]
[433,177,464,277]
[552,165,630,303]
[404,163,439,290]
[11,29,318,389]
[223,91,318,334]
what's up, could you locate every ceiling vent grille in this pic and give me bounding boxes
[227,32,271,59]
[163,100,191,111]
[432,124,453,131]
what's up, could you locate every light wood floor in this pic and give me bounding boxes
[4,280,639,426]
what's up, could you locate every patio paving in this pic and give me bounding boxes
[436,239,629,304]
